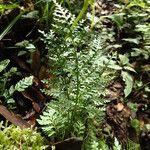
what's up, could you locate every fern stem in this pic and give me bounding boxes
[71,0,89,30]
[45,2,50,30]
[69,45,80,132]
[75,50,80,102]
[90,0,96,30]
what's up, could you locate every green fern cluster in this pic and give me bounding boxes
[38,0,115,148]
[0,59,34,108]
[0,59,18,108]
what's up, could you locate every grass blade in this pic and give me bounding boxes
[0,11,24,40]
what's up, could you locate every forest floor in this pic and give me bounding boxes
[0,0,150,150]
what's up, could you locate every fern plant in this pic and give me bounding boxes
[38,0,115,148]
[0,59,18,107]
[0,59,34,108]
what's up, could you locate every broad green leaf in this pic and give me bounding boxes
[145,86,150,92]
[135,24,149,32]
[127,2,146,9]
[122,38,140,44]
[121,71,133,97]
[16,40,35,51]
[0,59,10,72]
[26,44,35,49]
[119,54,129,65]
[107,13,125,30]
[15,40,30,47]
[131,48,142,57]
[113,137,122,150]
[22,11,39,19]
[107,64,122,70]
[124,66,136,73]
[18,51,27,56]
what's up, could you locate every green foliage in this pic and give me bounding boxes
[145,124,150,131]
[103,2,150,148]
[133,79,150,99]
[0,59,18,107]
[70,0,94,30]
[101,0,150,98]
[113,137,122,150]
[15,40,36,56]
[15,76,34,92]
[130,119,141,131]
[82,119,109,150]
[97,53,135,97]
[38,0,114,148]
[122,1,150,97]
[0,3,18,14]
[121,71,133,97]
[0,122,48,150]
[0,59,10,73]
[126,139,140,150]
[1,0,150,149]
[127,102,138,112]
[107,13,125,30]
[0,59,33,108]
[122,0,150,60]
[2,75,34,108]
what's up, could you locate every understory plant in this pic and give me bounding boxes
[37,0,115,149]
[0,59,34,108]
[107,0,150,98]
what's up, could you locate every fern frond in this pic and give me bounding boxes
[38,1,115,148]
[52,0,75,30]
[15,76,33,92]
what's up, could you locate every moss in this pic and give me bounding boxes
[0,122,48,150]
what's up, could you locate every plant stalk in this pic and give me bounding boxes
[71,0,90,30]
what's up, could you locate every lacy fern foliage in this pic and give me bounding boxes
[38,0,114,148]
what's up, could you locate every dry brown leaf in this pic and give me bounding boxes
[22,90,41,112]
[115,103,124,111]
[31,49,41,76]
